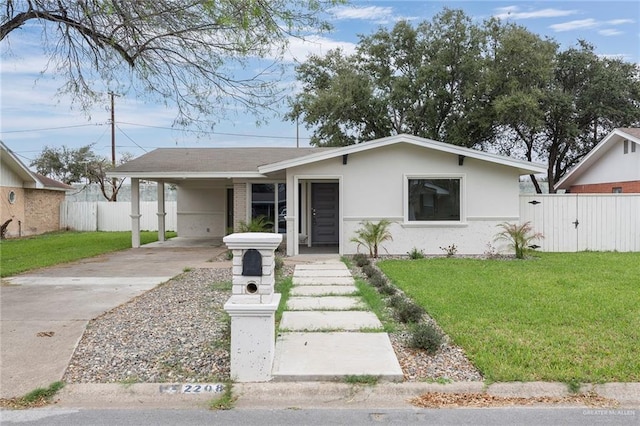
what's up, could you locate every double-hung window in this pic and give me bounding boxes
[251,183,286,233]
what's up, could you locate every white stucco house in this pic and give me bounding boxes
[109,134,546,256]
[555,128,640,194]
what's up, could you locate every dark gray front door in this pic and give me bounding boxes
[311,183,339,245]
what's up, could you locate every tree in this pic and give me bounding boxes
[30,145,99,185]
[1,0,340,125]
[288,9,500,148]
[495,41,640,192]
[31,144,131,201]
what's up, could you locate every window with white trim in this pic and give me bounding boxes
[407,178,461,221]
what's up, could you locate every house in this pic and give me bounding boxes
[1,141,72,238]
[110,134,546,256]
[555,128,640,194]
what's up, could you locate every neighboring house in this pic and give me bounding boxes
[1,141,72,238]
[110,134,546,256]
[555,128,640,194]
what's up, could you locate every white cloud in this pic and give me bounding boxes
[493,6,577,20]
[550,19,599,32]
[284,35,357,62]
[329,6,394,22]
[599,29,623,36]
[607,19,635,25]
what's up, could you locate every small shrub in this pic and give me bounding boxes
[409,322,443,354]
[378,284,397,295]
[439,244,458,257]
[407,247,425,259]
[388,294,406,308]
[369,274,386,288]
[274,255,284,272]
[353,253,370,267]
[396,301,425,324]
[361,264,377,278]
[225,250,233,260]
[483,242,500,259]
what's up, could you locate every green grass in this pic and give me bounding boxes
[275,276,294,325]
[378,252,640,383]
[355,278,395,332]
[0,381,65,409]
[209,382,235,410]
[0,231,176,277]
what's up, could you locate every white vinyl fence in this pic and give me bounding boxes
[520,194,640,252]
[60,201,177,232]
[61,196,639,252]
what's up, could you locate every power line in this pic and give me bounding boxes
[115,125,148,153]
[0,123,106,133]
[117,121,311,140]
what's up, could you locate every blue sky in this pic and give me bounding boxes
[1,1,638,165]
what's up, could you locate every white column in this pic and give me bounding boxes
[156,180,166,242]
[130,178,141,248]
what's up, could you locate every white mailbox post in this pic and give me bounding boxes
[223,232,282,382]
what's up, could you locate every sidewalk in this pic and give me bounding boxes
[271,256,404,381]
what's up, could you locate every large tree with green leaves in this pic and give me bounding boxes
[31,144,132,201]
[289,9,640,192]
[1,0,340,125]
[494,40,640,192]
[289,9,497,148]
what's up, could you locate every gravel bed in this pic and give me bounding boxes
[65,262,481,384]
[64,268,233,384]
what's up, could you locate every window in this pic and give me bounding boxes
[251,183,286,233]
[8,190,16,204]
[624,140,629,154]
[612,187,623,193]
[407,178,461,221]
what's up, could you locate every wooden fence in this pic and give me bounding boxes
[60,201,177,232]
[520,194,640,252]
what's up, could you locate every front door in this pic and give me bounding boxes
[311,183,339,245]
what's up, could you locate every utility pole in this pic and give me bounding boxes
[109,92,118,201]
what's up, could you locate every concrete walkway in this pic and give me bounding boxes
[272,257,403,382]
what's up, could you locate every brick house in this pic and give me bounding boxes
[1,142,72,238]
[555,128,640,194]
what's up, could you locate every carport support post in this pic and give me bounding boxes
[156,180,166,242]
[130,178,141,248]
[223,232,282,382]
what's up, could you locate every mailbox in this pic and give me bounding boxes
[242,249,262,276]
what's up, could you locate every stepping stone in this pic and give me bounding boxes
[287,296,364,311]
[272,332,403,382]
[295,264,349,271]
[280,311,382,331]
[290,285,357,296]
[294,269,352,277]
[293,276,355,286]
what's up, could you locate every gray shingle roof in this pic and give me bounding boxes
[113,147,332,175]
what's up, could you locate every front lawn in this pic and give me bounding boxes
[0,231,176,277]
[378,252,640,383]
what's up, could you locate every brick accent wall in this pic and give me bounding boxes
[1,186,26,238]
[568,180,640,193]
[24,189,65,236]
[232,181,247,231]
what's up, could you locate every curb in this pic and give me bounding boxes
[51,382,640,410]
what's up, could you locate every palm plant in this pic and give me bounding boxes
[351,220,393,258]
[494,221,543,259]
[236,215,273,232]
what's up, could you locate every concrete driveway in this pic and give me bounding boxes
[0,242,224,399]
